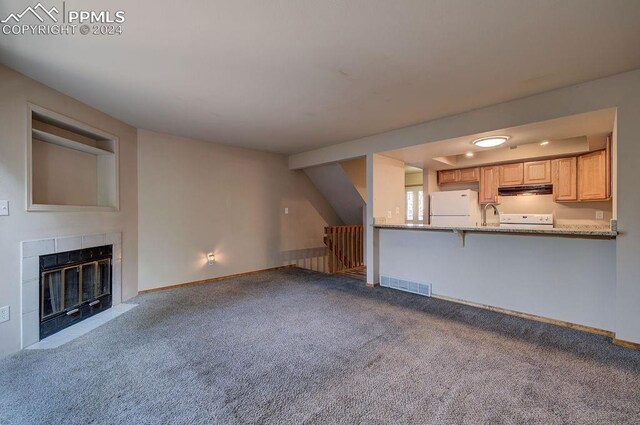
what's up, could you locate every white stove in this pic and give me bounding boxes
[499,213,554,229]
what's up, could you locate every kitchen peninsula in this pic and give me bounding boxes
[370,108,619,338]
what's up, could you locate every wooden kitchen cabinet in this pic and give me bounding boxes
[438,169,458,185]
[552,157,577,201]
[523,160,551,184]
[458,167,480,183]
[578,150,608,200]
[437,145,610,203]
[438,168,479,185]
[479,166,499,203]
[499,163,524,186]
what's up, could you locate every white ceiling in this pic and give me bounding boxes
[383,108,616,170]
[1,1,639,154]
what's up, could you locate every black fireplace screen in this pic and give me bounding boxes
[40,245,112,339]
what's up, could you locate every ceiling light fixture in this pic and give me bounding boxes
[465,152,474,157]
[540,140,550,146]
[471,136,509,148]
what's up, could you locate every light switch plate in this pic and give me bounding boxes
[0,306,9,323]
[0,200,8,216]
[596,210,604,220]
[284,207,289,214]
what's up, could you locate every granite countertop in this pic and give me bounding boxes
[374,223,617,238]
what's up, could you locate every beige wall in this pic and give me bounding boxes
[373,154,405,224]
[426,169,439,194]
[31,139,98,206]
[137,129,340,290]
[0,65,139,357]
[404,172,423,187]
[340,158,367,201]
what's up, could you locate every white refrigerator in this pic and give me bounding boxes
[429,189,480,226]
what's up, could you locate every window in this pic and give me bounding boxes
[405,186,424,223]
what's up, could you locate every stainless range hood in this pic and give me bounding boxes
[498,184,553,196]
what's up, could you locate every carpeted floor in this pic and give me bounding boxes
[1,268,639,424]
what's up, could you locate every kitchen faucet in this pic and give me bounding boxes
[482,203,499,226]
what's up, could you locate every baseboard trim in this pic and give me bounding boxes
[431,293,615,339]
[138,265,296,294]
[612,338,640,350]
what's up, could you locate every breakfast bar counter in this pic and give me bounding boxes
[374,223,618,238]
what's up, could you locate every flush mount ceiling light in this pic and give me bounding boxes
[471,136,510,148]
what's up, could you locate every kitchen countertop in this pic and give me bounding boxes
[374,223,617,238]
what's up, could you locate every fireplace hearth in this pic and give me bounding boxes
[39,245,113,339]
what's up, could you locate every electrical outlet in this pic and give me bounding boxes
[395,206,400,214]
[596,210,604,220]
[0,306,9,323]
[387,210,392,219]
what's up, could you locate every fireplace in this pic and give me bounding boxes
[39,245,113,339]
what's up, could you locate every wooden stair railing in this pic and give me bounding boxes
[324,225,364,273]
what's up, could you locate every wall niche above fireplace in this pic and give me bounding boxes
[27,104,119,212]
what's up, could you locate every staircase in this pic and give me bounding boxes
[324,225,364,273]
[304,159,367,275]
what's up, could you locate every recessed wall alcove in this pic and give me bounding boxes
[27,104,119,212]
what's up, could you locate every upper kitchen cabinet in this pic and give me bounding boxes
[458,167,480,183]
[436,136,611,204]
[438,169,458,185]
[479,166,499,204]
[578,150,608,201]
[438,167,479,185]
[523,160,551,184]
[499,163,524,186]
[552,157,577,201]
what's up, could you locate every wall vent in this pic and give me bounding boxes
[380,275,431,297]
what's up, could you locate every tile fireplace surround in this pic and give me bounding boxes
[20,232,122,348]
